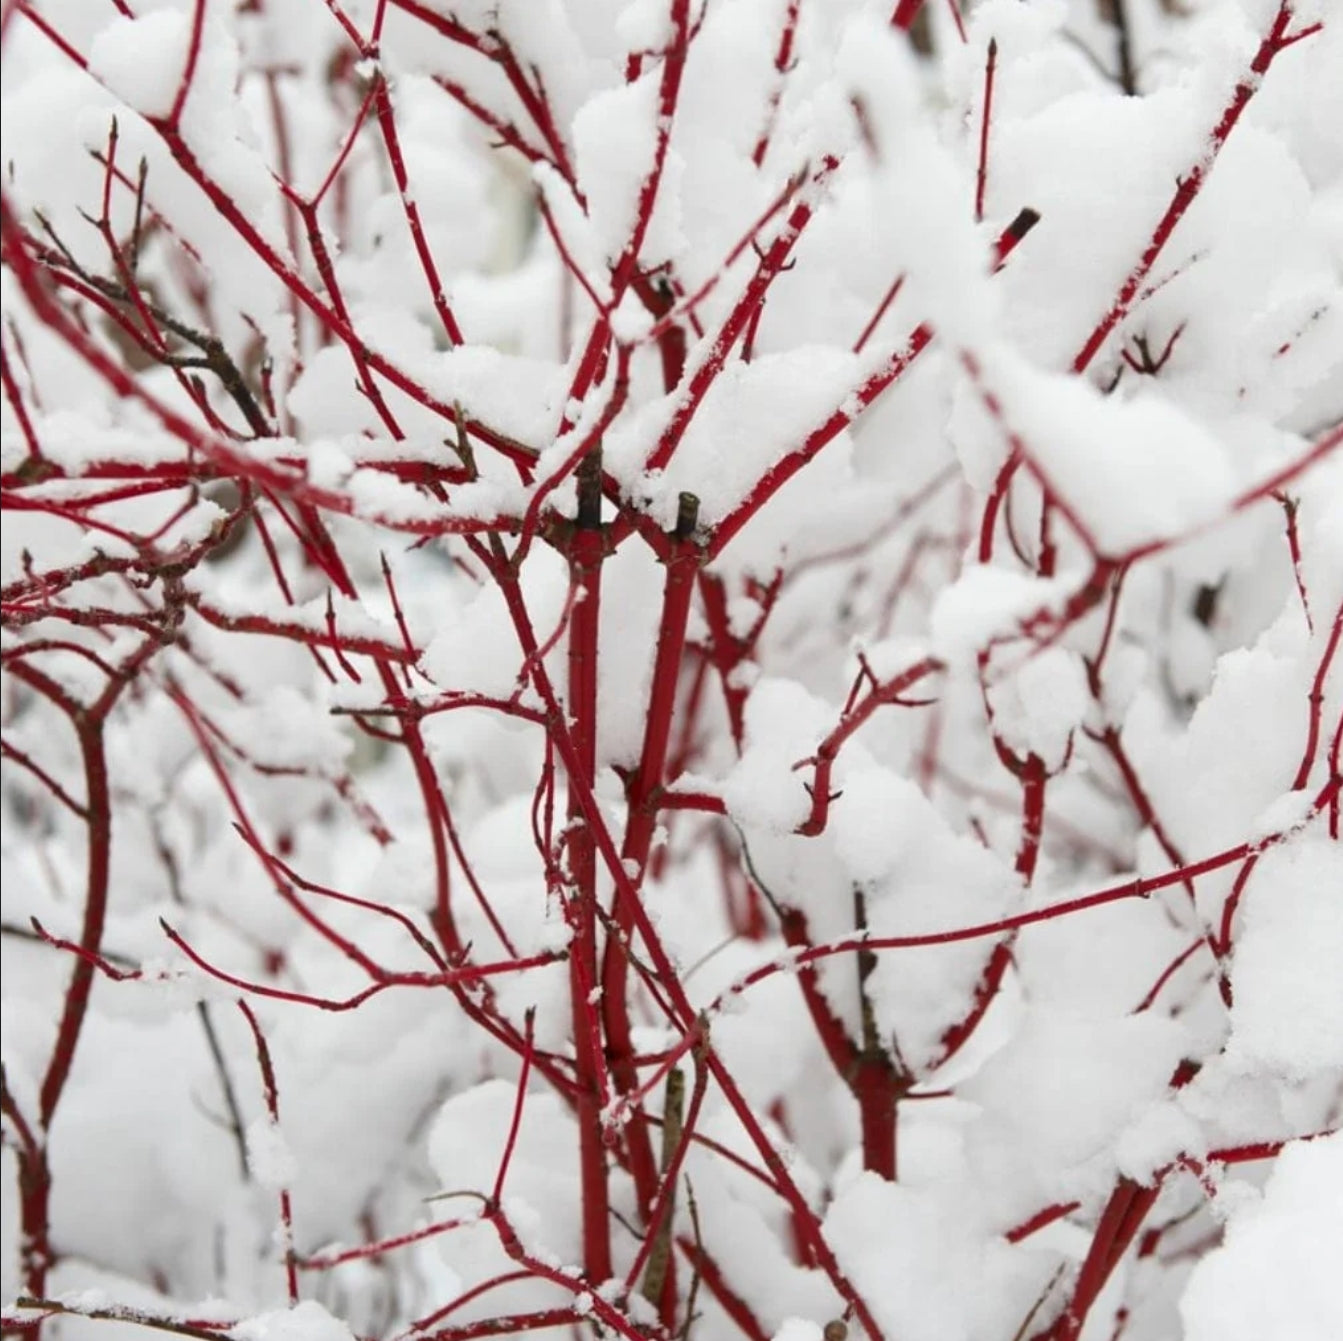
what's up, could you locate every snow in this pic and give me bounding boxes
[610,289,654,343]
[1122,618,1309,873]
[1295,456,1343,613]
[1114,1100,1206,1185]
[985,646,1090,768]
[682,936,813,1109]
[862,834,1021,1070]
[1248,787,1316,841]
[962,1007,1190,1199]
[5,0,1340,1337]
[722,743,811,834]
[772,1322,824,1341]
[836,22,998,348]
[244,1116,296,1191]
[595,544,663,767]
[427,346,566,450]
[1013,891,1193,1018]
[192,585,408,656]
[214,687,353,775]
[89,13,190,122]
[234,1302,358,1341]
[988,84,1199,367]
[306,440,355,491]
[614,0,675,52]
[607,345,861,529]
[672,1105,835,1332]
[0,413,183,477]
[929,566,1070,664]
[428,1080,579,1261]
[422,544,567,700]
[534,159,614,309]
[822,1174,1028,1341]
[573,72,662,262]
[722,678,831,834]
[1181,1133,1343,1341]
[1226,839,1343,1080]
[829,767,922,884]
[983,352,1239,555]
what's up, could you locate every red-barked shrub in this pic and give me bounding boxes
[2,2,1340,1340]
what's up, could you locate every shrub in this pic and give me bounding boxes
[2,2,1340,1340]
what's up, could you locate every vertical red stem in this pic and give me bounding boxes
[891,0,925,30]
[1045,1179,1161,1341]
[854,1057,899,1181]
[602,498,703,1222]
[38,722,110,1126]
[566,456,613,1284]
[975,39,997,222]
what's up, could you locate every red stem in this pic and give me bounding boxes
[38,720,110,1127]
[494,547,888,1338]
[795,656,945,836]
[674,1236,771,1341]
[165,0,206,131]
[602,511,703,1220]
[237,1001,299,1305]
[752,0,802,168]
[646,158,841,476]
[371,76,465,345]
[891,0,925,30]
[1072,3,1305,374]
[565,493,613,1283]
[854,1053,900,1181]
[1044,1178,1161,1341]
[975,40,997,222]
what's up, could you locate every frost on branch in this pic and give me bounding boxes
[2,2,1340,1341]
